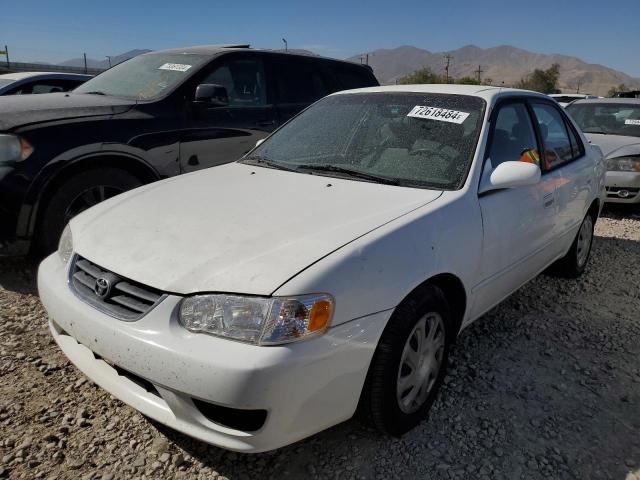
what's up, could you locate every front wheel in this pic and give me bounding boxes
[360,284,452,436]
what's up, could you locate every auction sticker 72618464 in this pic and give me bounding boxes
[407,105,470,124]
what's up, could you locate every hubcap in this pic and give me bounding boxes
[576,216,593,267]
[64,185,123,225]
[396,312,445,414]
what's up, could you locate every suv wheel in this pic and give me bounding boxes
[34,168,142,256]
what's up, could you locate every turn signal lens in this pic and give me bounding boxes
[308,299,333,332]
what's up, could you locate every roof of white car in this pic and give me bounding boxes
[570,97,640,105]
[332,84,546,101]
[0,72,55,80]
[549,93,593,98]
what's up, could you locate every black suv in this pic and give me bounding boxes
[0,44,378,255]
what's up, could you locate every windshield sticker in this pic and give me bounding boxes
[407,106,470,124]
[625,119,640,125]
[158,63,192,72]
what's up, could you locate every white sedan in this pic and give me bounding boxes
[38,85,605,452]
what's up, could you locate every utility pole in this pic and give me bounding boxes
[282,38,288,52]
[444,54,452,84]
[106,56,112,68]
[83,53,87,74]
[365,53,369,65]
[475,64,483,84]
[576,80,581,94]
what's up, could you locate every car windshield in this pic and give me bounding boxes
[74,53,210,100]
[567,103,640,137]
[243,92,485,189]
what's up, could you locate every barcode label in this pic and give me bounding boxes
[407,105,470,124]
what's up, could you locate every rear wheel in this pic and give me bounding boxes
[33,168,142,256]
[553,212,595,278]
[360,284,452,436]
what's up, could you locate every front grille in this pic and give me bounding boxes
[70,255,165,321]
[606,186,640,198]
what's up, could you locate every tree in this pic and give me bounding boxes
[456,76,481,85]
[607,83,628,97]
[398,67,443,85]
[515,63,561,94]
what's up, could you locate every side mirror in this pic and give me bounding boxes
[255,139,265,147]
[194,84,229,107]
[479,161,541,194]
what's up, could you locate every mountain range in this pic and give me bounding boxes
[55,45,639,96]
[346,45,640,96]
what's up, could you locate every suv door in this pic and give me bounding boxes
[270,56,334,125]
[179,54,277,173]
[530,101,592,244]
[472,100,561,318]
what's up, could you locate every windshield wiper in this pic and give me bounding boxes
[82,91,107,95]
[241,155,298,172]
[296,164,399,185]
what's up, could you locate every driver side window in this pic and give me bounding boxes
[200,57,266,107]
[488,102,538,170]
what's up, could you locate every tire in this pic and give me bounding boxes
[33,168,142,256]
[552,212,595,278]
[359,284,453,436]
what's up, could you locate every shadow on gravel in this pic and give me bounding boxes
[141,236,640,480]
[0,257,39,295]
[601,203,640,220]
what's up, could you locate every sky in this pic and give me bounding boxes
[1,0,639,77]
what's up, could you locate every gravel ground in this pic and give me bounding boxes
[1,206,639,480]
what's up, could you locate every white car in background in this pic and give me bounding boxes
[0,72,91,95]
[550,93,599,108]
[567,98,640,203]
[38,85,605,452]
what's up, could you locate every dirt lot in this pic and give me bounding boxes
[1,207,639,480]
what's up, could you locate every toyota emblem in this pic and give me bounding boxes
[94,277,112,299]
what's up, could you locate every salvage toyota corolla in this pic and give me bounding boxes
[39,85,605,452]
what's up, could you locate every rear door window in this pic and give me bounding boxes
[531,102,580,170]
[274,58,332,104]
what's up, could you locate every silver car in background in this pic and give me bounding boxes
[567,99,640,204]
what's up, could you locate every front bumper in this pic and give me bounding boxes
[38,254,391,452]
[605,171,640,204]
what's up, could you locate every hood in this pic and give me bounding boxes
[584,133,640,158]
[72,163,442,295]
[0,92,134,131]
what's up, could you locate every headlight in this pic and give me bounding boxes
[57,224,73,264]
[607,156,640,172]
[179,293,334,345]
[0,134,33,164]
